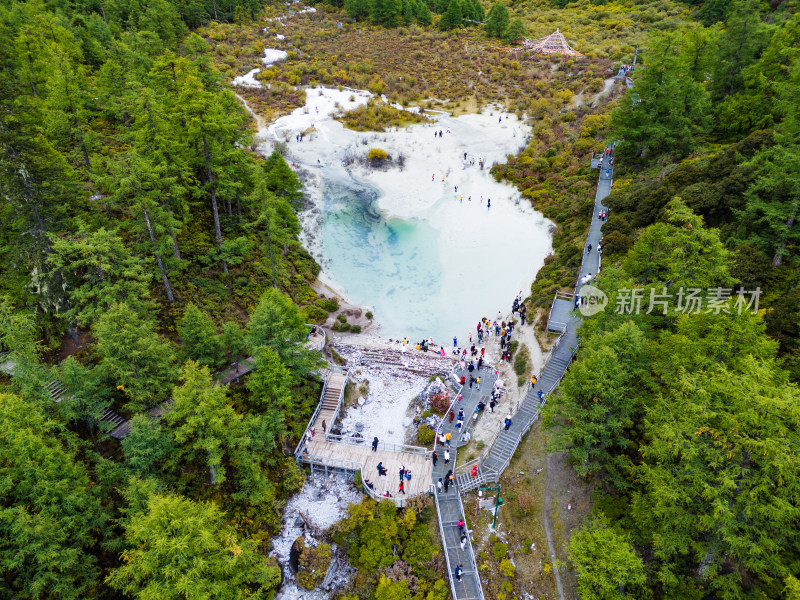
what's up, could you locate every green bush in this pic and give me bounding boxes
[315,297,339,312]
[365,311,373,319]
[300,304,328,323]
[350,325,362,333]
[493,542,508,560]
[339,322,351,332]
[337,313,348,323]
[417,424,435,445]
[331,321,340,331]
[513,344,530,377]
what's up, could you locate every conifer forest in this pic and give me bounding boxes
[0,0,798,598]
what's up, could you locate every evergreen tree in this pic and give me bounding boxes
[568,515,647,600]
[623,198,734,290]
[247,288,322,376]
[473,0,485,22]
[177,302,222,367]
[709,0,772,102]
[544,321,649,482]
[47,226,152,329]
[0,392,107,600]
[106,493,281,599]
[165,361,275,501]
[439,0,464,30]
[484,2,509,38]
[370,0,402,27]
[346,0,371,19]
[264,150,303,207]
[414,0,433,24]
[611,32,711,160]
[93,303,178,412]
[122,414,176,480]
[504,18,527,43]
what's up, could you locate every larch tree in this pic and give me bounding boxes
[611,32,711,160]
[93,302,178,412]
[0,392,107,600]
[484,3,509,38]
[106,493,281,599]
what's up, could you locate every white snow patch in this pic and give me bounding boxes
[276,33,286,40]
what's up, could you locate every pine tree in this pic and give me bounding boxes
[106,493,281,599]
[611,32,711,160]
[0,392,107,600]
[47,226,153,328]
[346,0,371,19]
[93,303,178,412]
[247,288,322,376]
[177,303,222,367]
[504,18,527,43]
[568,515,647,600]
[439,0,464,30]
[370,0,402,27]
[484,2,509,38]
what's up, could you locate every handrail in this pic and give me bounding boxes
[434,489,458,600]
[456,488,486,600]
[324,433,432,457]
[326,368,351,430]
[305,323,327,352]
[294,371,332,458]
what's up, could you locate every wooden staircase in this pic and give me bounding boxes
[312,372,346,432]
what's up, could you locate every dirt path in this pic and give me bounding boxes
[543,453,566,600]
[590,77,617,107]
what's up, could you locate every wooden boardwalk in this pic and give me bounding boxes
[296,369,434,503]
[439,154,614,599]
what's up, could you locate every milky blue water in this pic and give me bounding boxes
[320,176,449,343]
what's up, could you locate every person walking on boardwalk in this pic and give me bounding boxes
[449,409,455,423]
[437,478,443,493]
[448,470,455,489]
[504,416,512,430]
[322,419,326,434]
[432,451,438,467]
[460,533,467,551]
[372,437,379,451]
[456,518,464,533]
[443,476,450,493]
[455,564,463,582]
[476,376,481,390]
[398,480,405,495]
[377,462,387,477]
[531,374,537,388]
[444,449,451,465]
[453,335,457,348]
[399,466,406,483]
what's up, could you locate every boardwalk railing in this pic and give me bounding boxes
[324,433,432,458]
[434,490,458,600]
[456,489,486,600]
[326,367,350,431]
[363,478,434,508]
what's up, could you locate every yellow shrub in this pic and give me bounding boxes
[367,148,388,161]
